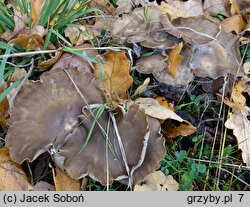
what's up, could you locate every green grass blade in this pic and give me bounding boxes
[0,45,13,83]
[77,104,106,154]
[0,78,23,102]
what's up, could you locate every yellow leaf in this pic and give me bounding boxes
[225,106,250,166]
[94,51,133,99]
[224,80,246,109]
[156,96,174,111]
[165,122,197,138]
[32,0,46,25]
[53,166,81,191]
[159,2,183,20]
[0,147,34,191]
[168,42,184,78]
[230,0,240,15]
[220,14,246,35]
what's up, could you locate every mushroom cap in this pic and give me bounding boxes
[6,68,106,163]
[6,68,165,185]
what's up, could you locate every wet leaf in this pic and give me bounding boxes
[94,51,133,99]
[168,42,184,78]
[225,106,250,166]
[0,147,34,191]
[53,166,81,191]
[134,171,179,191]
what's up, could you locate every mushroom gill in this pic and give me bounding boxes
[6,68,165,185]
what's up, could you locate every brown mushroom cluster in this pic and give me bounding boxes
[6,68,165,186]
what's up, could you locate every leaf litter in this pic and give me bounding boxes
[0,0,250,191]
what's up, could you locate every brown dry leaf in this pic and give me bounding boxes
[160,0,203,20]
[230,0,240,15]
[89,0,116,15]
[10,34,55,51]
[32,0,45,25]
[224,80,246,109]
[203,0,230,17]
[94,51,133,99]
[220,14,246,35]
[168,42,184,78]
[156,96,174,111]
[53,166,81,191]
[134,98,184,122]
[8,68,27,83]
[134,171,179,191]
[64,26,94,46]
[38,51,62,71]
[116,0,133,14]
[0,86,9,127]
[166,122,197,138]
[34,181,55,191]
[225,106,250,166]
[0,147,34,191]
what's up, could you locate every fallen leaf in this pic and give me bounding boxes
[0,147,34,191]
[165,122,197,138]
[94,51,133,99]
[32,0,45,25]
[230,0,240,15]
[38,51,62,71]
[8,68,27,83]
[10,34,55,51]
[53,166,81,191]
[225,106,250,166]
[224,80,246,109]
[0,86,9,127]
[168,42,184,78]
[134,171,179,191]
[116,0,133,14]
[89,0,116,15]
[156,96,175,111]
[203,0,230,17]
[64,26,94,46]
[220,14,246,35]
[160,0,203,20]
[134,98,184,122]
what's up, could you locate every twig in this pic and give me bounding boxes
[9,59,34,112]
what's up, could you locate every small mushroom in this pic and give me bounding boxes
[6,68,165,185]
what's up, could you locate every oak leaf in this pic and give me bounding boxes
[0,147,34,191]
[225,106,250,166]
[134,171,179,191]
[94,51,133,99]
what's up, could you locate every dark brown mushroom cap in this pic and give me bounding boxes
[6,68,106,164]
[60,104,165,185]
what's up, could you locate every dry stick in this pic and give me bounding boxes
[203,75,228,191]
[109,112,132,189]
[9,59,34,112]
